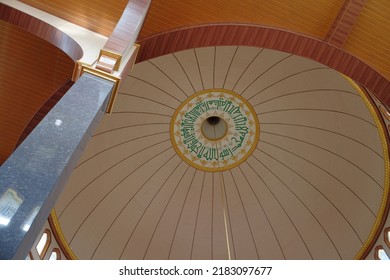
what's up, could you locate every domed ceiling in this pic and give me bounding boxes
[53,46,388,260]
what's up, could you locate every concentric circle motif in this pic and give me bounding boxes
[171,89,260,171]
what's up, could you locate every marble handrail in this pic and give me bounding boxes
[0,74,114,259]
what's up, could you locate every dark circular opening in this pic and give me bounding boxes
[206,116,221,125]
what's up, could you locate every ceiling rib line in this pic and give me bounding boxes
[68,147,176,244]
[258,148,369,246]
[119,159,184,259]
[245,160,314,259]
[257,108,376,127]
[190,171,206,260]
[58,139,172,218]
[259,141,377,219]
[172,53,196,93]
[147,60,190,98]
[112,111,172,117]
[75,131,170,169]
[219,171,235,260]
[261,122,383,159]
[222,46,239,89]
[118,92,177,110]
[214,128,234,260]
[229,169,260,259]
[194,49,205,91]
[91,152,178,259]
[211,173,214,260]
[93,123,170,137]
[232,48,264,92]
[91,154,176,260]
[252,154,344,259]
[239,54,293,97]
[238,165,286,259]
[143,165,192,259]
[246,67,330,101]
[127,75,184,103]
[212,47,216,88]
[253,89,360,108]
[262,130,383,190]
[168,169,198,259]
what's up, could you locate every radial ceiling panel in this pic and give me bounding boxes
[54,46,387,260]
[0,20,74,163]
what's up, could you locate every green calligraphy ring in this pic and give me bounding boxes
[170,89,260,172]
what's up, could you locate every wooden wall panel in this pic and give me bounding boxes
[19,0,128,36]
[0,4,83,61]
[16,0,390,83]
[344,0,390,80]
[20,0,342,39]
[139,0,343,39]
[0,20,74,164]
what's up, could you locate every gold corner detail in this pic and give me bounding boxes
[99,49,122,71]
[80,65,121,114]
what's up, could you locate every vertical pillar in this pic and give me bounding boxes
[0,73,114,259]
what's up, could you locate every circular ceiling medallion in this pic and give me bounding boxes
[171,89,260,172]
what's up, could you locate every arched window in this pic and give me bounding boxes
[25,252,33,260]
[375,246,389,260]
[385,227,390,249]
[36,229,51,259]
[49,248,61,260]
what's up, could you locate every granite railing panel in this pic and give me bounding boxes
[0,73,113,259]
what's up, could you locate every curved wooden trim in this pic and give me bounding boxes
[136,23,390,108]
[0,3,83,61]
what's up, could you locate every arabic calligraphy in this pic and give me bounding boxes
[171,89,259,171]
